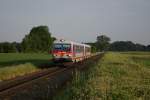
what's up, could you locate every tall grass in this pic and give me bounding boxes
[97,52,150,99]
[0,63,39,81]
[54,57,101,100]
[0,53,52,81]
[54,52,150,100]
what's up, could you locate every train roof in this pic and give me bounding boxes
[54,39,91,47]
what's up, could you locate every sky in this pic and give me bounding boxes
[0,0,150,45]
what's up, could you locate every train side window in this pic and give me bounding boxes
[73,45,85,53]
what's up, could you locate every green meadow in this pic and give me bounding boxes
[54,52,150,100]
[0,53,52,81]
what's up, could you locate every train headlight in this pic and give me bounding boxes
[67,54,72,57]
[54,54,57,57]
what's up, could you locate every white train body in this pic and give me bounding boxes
[52,39,91,62]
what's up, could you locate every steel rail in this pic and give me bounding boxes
[0,67,59,92]
[0,67,66,97]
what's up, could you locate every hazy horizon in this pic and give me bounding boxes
[0,0,150,45]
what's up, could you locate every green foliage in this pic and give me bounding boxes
[54,57,100,100]
[96,52,150,99]
[85,43,97,53]
[21,25,53,53]
[0,42,18,53]
[135,43,146,51]
[52,37,57,42]
[147,45,150,51]
[96,35,111,51]
[54,52,150,100]
[91,46,97,53]
[0,63,39,81]
[0,53,52,81]
[0,53,52,67]
[85,35,111,52]
[109,41,149,51]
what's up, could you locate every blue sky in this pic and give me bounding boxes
[0,0,150,45]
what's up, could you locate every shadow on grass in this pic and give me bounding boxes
[120,52,150,55]
[0,59,54,69]
[131,57,150,67]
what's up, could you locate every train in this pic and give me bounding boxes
[52,39,91,63]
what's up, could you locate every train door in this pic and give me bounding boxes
[73,45,76,57]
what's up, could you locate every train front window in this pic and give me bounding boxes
[54,44,62,50]
[53,44,71,51]
[62,44,71,51]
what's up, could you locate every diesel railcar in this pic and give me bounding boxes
[52,39,91,62]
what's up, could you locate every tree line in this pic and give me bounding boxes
[0,26,55,53]
[0,42,21,53]
[109,41,150,51]
[0,25,149,53]
[86,35,150,52]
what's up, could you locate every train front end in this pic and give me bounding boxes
[52,40,73,62]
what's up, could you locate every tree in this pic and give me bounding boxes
[109,41,149,51]
[12,42,21,52]
[109,41,136,51]
[21,25,53,52]
[96,35,110,51]
[85,42,97,53]
[0,42,17,53]
[0,43,3,53]
[52,37,57,42]
[135,43,146,51]
[147,45,150,51]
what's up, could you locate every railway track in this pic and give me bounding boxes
[0,53,103,99]
[0,62,75,99]
[0,67,59,92]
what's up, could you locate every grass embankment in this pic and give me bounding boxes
[54,52,150,100]
[0,53,52,81]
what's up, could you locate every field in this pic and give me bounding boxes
[0,53,52,81]
[54,52,150,100]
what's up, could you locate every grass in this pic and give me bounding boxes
[120,51,150,55]
[0,53,52,81]
[121,52,150,68]
[54,56,100,100]
[0,63,39,81]
[54,52,150,100]
[0,53,52,67]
